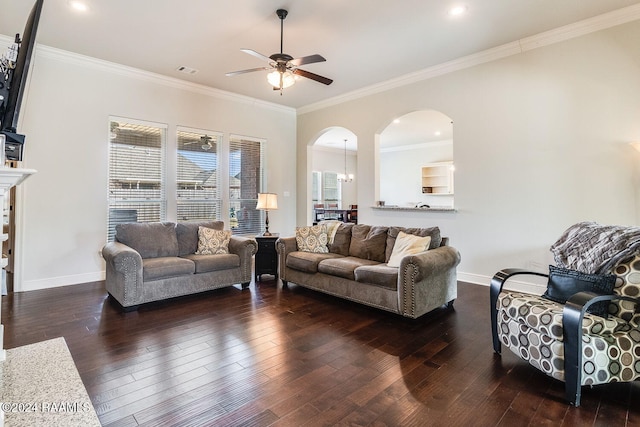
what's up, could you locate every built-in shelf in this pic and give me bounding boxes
[421,161,454,195]
[372,206,456,213]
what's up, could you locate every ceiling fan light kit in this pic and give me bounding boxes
[226,9,333,93]
[267,69,295,89]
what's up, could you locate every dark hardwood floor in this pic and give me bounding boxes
[2,279,638,426]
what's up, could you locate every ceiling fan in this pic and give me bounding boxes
[185,135,214,150]
[225,9,333,92]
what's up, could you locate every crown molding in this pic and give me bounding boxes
[0,35,295,116]
[297,3,640,115]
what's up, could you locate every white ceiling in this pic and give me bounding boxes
[2,0,639,111]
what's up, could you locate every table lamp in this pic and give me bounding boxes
[256,193,278,236]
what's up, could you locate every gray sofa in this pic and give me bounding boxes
[276,223,461,319]
[102,220,257,311]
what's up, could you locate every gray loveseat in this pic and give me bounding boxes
[102,220,257,311]
[276,223,460,319]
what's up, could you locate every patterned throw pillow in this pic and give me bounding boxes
[195,227,231,255]
[387,231,431,267]
[296,225,329,253]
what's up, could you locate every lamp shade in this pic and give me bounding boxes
[267,70,295,89]
[256,193,278,210]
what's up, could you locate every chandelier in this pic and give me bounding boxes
[337,139,354,182]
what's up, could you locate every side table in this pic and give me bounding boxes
[255,234,279,282]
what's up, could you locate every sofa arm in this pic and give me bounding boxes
[102,241,144,307]
[229,236,258,284]
[276,236,297,282]
[397,245,461,318]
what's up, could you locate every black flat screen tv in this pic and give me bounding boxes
[0,0,44,161]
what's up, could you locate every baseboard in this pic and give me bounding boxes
[458,271,546,295]
[18,271,105,292]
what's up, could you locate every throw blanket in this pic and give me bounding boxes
[550,221,640,274]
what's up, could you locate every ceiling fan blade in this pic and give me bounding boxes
[293,68,333,85]
[225,67,271,77]
[289,54,326,67]
[240,48,273,63]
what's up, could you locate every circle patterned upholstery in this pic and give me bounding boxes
[497,253,640,386]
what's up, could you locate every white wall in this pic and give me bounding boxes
[297,21,640,292]
[380,141,453,207]
[9,44,297,291]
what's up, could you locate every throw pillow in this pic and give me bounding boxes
[385,226,442,262]
[387,231,432,267]
[296,225,329,253]
[542,265,616,317]
[195,227,231,255]
[349,225,389,262]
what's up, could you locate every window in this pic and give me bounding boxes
[322,171,341,207]
[176,129,221,221]
[229,135,265,235]
[312,171,322,203]
[107,120,266,240]
[107,118,166,241]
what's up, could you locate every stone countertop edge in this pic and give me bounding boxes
[371,206,457,212]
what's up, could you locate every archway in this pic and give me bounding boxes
[310,127,357,224]
[378,110,453,208]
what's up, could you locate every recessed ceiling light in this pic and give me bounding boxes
[68,1,89,12]
[448,5,468,16]
[434,131,441,136]
[393,119,400,124]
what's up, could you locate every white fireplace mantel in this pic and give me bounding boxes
[0,167,36,361]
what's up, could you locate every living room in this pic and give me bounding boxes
[1,1,640,425]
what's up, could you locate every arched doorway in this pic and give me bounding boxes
[310,127,357,224]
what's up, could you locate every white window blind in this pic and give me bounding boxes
[322,171,341,206]
[312,171,321,203]
[229,136,264,235]
[176,129,221,222]
[107,119,166,241]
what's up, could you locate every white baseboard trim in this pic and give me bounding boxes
[458,271,546,295]
[18,271,105,292]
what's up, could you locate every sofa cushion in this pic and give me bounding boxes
[142,257,195,281]
[387,232,432,268]
[354,264,399,290]
[385,226,442,262]
[176,221,224,256]
[349,225,388,262]
[329,223,354,256]
[116,222,178,259]
[195,228,232,255]
[180,253,240,273]
[498,291,629,341]
[296,225,329,253]
[287,251,343,274]
[318,256,380,280]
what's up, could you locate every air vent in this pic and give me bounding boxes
[176,66,198,75]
